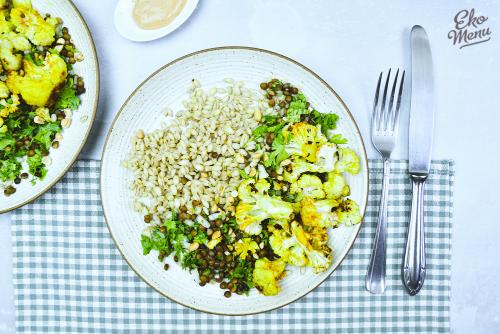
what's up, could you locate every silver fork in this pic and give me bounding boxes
[365,69,405,294]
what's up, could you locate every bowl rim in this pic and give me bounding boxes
[113,0,200,42]
[100,46,369,315]
[0,0,100,214]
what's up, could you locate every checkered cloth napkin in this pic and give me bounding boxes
[11,159,454,334]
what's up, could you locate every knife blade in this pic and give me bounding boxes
[409,25,434,175]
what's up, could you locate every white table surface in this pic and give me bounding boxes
[1,0,500,332]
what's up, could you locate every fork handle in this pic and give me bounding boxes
[365,158,390,294]
[402,175,427,295]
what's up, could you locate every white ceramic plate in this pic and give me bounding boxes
[114,0,199,42]
[0,0,99,214]
[101,47,368,315]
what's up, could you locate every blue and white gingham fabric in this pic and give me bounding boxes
[11,159,454,333]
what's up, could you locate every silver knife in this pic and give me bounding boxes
[403,25,435,295]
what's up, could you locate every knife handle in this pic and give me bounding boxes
[402,175,427,295]
[365,159,390,294]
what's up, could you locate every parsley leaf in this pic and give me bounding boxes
[0,158,21,182]
[312,110,339,135]
[263,132,289,170]
[239,169,251,179]
[33,123,61,149]
[251,115,286,140]
[284,93,309,123]
[181,251,202,270]
[193,232,208,245]
[328,133,348,144]
[27,152,47,180]
[0,132,15,151]
[54,78,80,110]
[141,235,154,255]
[252,125,269,139]
[229,258,255,289]
[25,52,44,66]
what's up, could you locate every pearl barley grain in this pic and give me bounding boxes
[124,80,265,220]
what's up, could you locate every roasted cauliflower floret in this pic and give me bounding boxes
[235,179,293,235]
[290,174,325,200]
[0,81,9,98]
[0,93,19,116]
[334,147,360,175]
[335,199,362,226]
[233,237,259,260]
[10,4,57,46]
[290,222,331,273]
[269,222,331,273]
[283,158,322,183]
[323,172,350,199]
[269,226,308,267]
[315,142,338,172]
[4,31,31,51]
[0,37,21,71]
[300,197,340,228]
[0,93,20,132]
[0,9,13,33]
[6,53,67,107]
[283,122,327,162]
[252,258,286,296]
[282,142,338,183]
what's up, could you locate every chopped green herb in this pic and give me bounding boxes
[54,77,81,110]
[328,133,348,144]
[312,110,339,135]
[239,169,251,179]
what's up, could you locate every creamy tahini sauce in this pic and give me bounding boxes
[133,0,187,30]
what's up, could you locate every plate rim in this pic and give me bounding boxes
[100,46,369,315]
[0,0,100,214]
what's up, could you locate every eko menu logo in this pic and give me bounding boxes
[448,8,492,49]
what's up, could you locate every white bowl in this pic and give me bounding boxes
[0,0,99,214]
[114,0,199,42]
[101,47,368,315]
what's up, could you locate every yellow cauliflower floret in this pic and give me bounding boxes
[0,94,20,131]
[335,199,362,227]
[315,142,338,172]
[10,6,56,46]
[269,226,308,267]
[290,174,325,200]
[334,147,361,175]
[0,37,22,71]
[0,9,13,33]
[300,197,340,228]
[7,53,67,107]
[0,81,9,98]
[283,158,322,183]
[233,238,259,259]
[283,122,327,163]
[323,172,350,200]
[4,31,31,51]
[235,178,294,235]
[252,258,286,296]
[269,222,331,273]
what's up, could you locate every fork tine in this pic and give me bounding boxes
[379,69,391,131]
[387,68,400,131]
[392,70,405,132]
[372,72,383,133]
